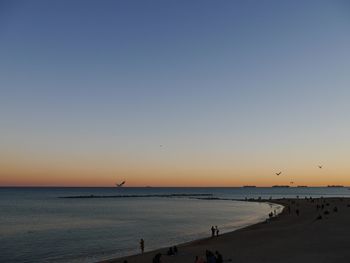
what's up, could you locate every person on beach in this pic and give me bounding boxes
[195,256,206,263]
[173,246,178,255]
[140,238,144,254]
[215,251,223,263]
[215,226,219,236]
[153,253,162,263]
[167,247,174,256]
[269,211,273,219]
[211,226,215,237]
[206,250,216,263]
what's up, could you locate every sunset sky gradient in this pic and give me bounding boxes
[1,0,350,186]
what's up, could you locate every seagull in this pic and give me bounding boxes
[318,165,323,169]
[276,172,282,176]
[116,181,126,187]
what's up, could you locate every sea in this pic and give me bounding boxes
[1,187,350,263]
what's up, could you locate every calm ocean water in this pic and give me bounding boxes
[1,187,349,263]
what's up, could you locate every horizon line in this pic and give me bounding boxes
[0,185,348,188]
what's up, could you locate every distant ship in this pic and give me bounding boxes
[116,181,126,187]
[243,185,256,188]
[297,185,308,188]
[272,185,290,188]
[327,185,344,188]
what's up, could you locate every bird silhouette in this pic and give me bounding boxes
[318,165,323,169]
[116,181,126,187]
[276,172,282,176]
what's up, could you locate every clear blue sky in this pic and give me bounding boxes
[1,0,350,186]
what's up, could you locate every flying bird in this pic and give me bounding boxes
[318,165,323,169]
[276,172,282,176]
[116,181,126,187]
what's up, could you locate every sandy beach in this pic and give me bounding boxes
[101,197,350,263]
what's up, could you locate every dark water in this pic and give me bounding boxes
[0,187,349,263]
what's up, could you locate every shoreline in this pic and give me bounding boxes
[100,197,350,263]
[99,199,283,263]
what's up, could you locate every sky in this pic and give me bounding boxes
[1,0,350,187]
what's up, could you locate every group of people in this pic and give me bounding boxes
[166,246,178,256]
[139,239,179,262]
[210,225,219,237]
[285,200,300,217]
[314,197,339,219]
[151,245,178,262]
[138,230,223,262]
[286,196,343,221]
[152,252,162,263]
[195,250,223,263]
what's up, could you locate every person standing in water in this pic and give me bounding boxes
[140,238,144,254]
[211,226,215,237]
[215,226,219,237]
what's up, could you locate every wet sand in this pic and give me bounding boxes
[101,198,350,263]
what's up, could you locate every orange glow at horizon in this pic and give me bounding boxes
[2,147,350,187]
[2,163,350,187]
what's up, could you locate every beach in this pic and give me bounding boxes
[102,197,350,263]
[3,1,350,263]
